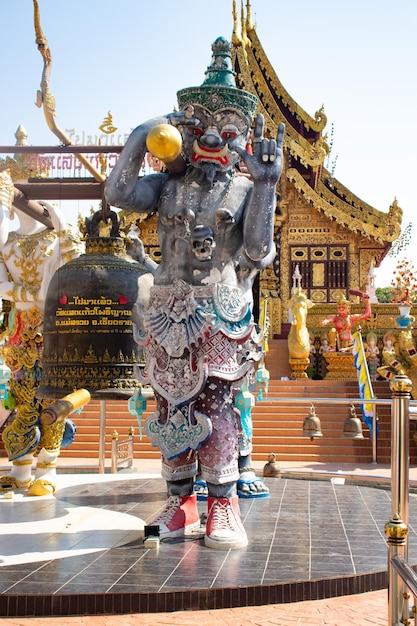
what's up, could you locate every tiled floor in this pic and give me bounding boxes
[0,461,414,620]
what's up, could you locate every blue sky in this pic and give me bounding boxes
[1,0,416,287]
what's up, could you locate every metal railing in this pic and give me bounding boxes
[111,427,135,474]
[384,375,415,625]
[391,556,417,625]
[264,377,417,626]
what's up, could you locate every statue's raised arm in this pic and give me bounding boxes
[232,114,284,264]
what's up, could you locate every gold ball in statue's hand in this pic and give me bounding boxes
[146,124,182,163]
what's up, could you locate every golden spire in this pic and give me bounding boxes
[15,125,28,147]
[246,0,254,32]
[241,0,249,48]
[14,125,29,164]
[232,0,241,45]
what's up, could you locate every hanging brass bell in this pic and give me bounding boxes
[302,404,323,440]
[37,209,149,400]
[342,405,364,439]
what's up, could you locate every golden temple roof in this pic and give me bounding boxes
[231,0,402,245]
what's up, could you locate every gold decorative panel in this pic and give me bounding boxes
[311,247,326,259]
[330,247,347,261]
[310,290,327,303]
[330,289,346,302]
[312,263,324,286]
[268,297,282,337]
[291,248,307,261]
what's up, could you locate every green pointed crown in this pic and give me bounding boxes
[177,37,258,122]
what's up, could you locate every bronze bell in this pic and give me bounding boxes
[302,404,323,440]
[263,453,281,478]
[37,209,149,400]
[342,405,364,439]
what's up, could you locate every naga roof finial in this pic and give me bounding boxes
[232,0,242,45]
[32,0,104,183]
[240,0,249,47]
[246,0,254,32]
[33,0,51,66]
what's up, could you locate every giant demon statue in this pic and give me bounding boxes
[106,37,284,550]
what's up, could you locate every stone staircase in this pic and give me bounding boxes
[2,339,416,467]
[53,376,411,467]
[249,378,393,464]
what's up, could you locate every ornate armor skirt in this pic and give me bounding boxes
[139,280,254,484]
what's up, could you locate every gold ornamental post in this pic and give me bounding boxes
[385,374,412,626]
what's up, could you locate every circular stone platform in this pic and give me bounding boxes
[1,474,413,617]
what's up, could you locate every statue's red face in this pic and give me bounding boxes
[337,305,350,318]
[182,105,250,173]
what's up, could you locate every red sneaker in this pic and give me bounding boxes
[205,496,248,550]
[151,494,200,539]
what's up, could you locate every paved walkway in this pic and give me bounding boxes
[1,457,414,625]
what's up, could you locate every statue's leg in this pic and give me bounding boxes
[0,402,39,490]
[28,419,66,496]
[150,460,200,539]
[198,377,247,550]
[148,393,200,539]
[0,452,34,490]
[237,451,269,499]
[28,448,59,496]
[193,384,270,500]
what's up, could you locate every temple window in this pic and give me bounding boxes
[290,244,348,302]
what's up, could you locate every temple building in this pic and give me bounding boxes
[229,1,402,338]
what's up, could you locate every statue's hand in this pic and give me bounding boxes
[41,201,66,231]
[127,237,146,263]
[230,114,285,184]
[167,105,200,129]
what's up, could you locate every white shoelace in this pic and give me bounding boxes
[155,496,181,524]
[210,499,236,531]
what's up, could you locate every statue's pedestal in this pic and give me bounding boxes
[289,357,310,379]
[323,352,356,380]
